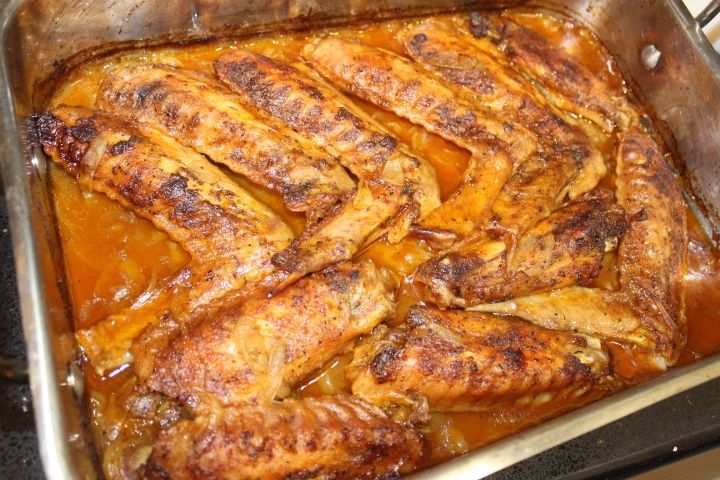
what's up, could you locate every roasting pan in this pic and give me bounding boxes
[1,0,720,478]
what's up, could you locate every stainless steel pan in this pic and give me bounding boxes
[1,1,719,478]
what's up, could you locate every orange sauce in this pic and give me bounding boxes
[685,213,720,356]
[46,9,720,475]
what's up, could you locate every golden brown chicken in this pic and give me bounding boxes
[348,306,609,414]
[616,129,686,334]
[471,128,687,372]
[143,260,396,406]
[302,36,607,250]
[302,38,537,163]
[398,20,607,201]
[97,63,355,222]
[469,287,659,358]
[395,23,606,246]
[37,106,293,373]
[468,12,631,132]
[302,37,537,243]
[144,395,426,480]
[410,79,613,305]
[40,9,693,480]
[485,147,589,242]
[418,189,627,307]
[413,148,513,246]
[390,18,686,373]
[215,50,441,288]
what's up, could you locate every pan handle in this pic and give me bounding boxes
[697,0,720,28]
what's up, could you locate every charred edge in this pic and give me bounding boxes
[281,181,314,209]
[469,12,496,39]
[300,82,325,101]
[550,201,603,240]
[117,169,227,230]
[136,80,164,104]
[437,67,496,96]
[34,112,64,146]
[35,112,97,176]
[327,265,359,294]
[606,203,629,238]
[550,193,627,251]
[434,105,489,142]
[117,171,155,208]
[407,33,428,55]
[217,58,306,128]
[141,461,171,480]
[158,174,206,229]
[67,118,98,142]
[561,353,594,379]
[406,306,428,327]
[369,344,401,383]
[271,246,302,272]
[501,347,524,370]
[416,252,487,299]
[219,55,365,147]
[108,136,141,156]
[335,107,365,130]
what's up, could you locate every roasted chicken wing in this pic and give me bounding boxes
[144,395,425,480]
[303,37,536,242]
[468,12,631,132]
[215,50,440,288]
[303,38,537,162]
[399,20,607,201]
[348,306,609,413]
[396,21,607,250]
[616,130,686,334]
[98,63,355,220]
[469,287,658,354]
[485,147,588,241]
[37,107,293,373]
[418,189,627,307]
[303,35,606,249]
[143,261,396,406]
[472,128,687,371]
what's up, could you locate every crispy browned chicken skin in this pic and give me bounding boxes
[44,10,690,479]
[144,260,396,406]
[418,189,627,307]
[348,306,609,413]
[303,38,537,162]
[398,20,607,204]
[145,395,426,480]
[98,63,355,220]
[303,36,606,249]
[616,130,686,335]
[468,12,630,132]
[37,106,293,373]
[394,21,610,272]
[472,128,687,371]
[303,37,533,243]
[215,50,440,288]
